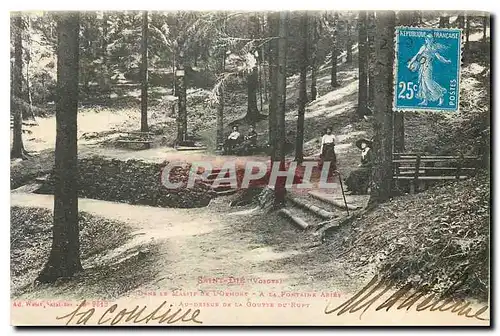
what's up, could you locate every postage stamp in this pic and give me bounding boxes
[394,27,462,112]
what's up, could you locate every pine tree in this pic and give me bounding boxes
[330,12,340,88]
[140,11,149,132]
[245,14,261,122]
[310,14,319,101]
[357,11,368,118]
[369,11,395,206]
[393,11,419,153]
[267,12,279,160]
[11,13,26,159]
[483,15,488,43]
[37,12,83,283]
[274,11,288,207]
[465,14,471,55]
[346,18,353,64]
[457,13,465,29]
[367,11,376,108]
[216,15,227,148]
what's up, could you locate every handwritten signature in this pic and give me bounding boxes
[325,275,489,321]
[56,300,203,325]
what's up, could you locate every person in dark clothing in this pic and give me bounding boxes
[345,138,373,194]
[245,125,258,147]
[356,138,373,167]
[239,125,258,154]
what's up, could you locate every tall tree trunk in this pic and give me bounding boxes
[398,11,419,26]
[465,15,471,55]
[330,12,340,88]
[268,12,279,160]
[367,11,376,108]
[346,19,353,64]
[26,52,35,121]
[393,11,419,153]
[481,48,491,169]
[457,13,465,29]
[36,12,82,283]
[193,42,199,67]
[216,68,225,148]
[80,14,92,95]
[256,15,264,110]
[369,11,395,207]
[216,16,226,148]
[176,49,187,143]
[25,15,35,121]
[247,67,259,120]
[100,11,110,92]
[483,15,488,43]
[310,15,318,101]
[11,13,25,159]
[140,11,149,132]
[260,16,268,103]
[295,12,308,164]
[246,14,261,122]
[274,11,288,207]
[357,11,368,119]
[258,59,263,111]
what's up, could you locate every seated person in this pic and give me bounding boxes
[358,138,373,168]
[224,125,241,154]
[345,138,373,194]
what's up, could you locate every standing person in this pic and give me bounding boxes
[345,138,373,194]
[320,127,337,175]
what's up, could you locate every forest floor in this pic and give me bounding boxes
[10,59,374,303]
[11,193,362,300]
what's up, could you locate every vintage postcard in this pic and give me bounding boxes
[10,10,491,326]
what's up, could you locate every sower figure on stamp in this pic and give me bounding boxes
[345,138,373,194]
[407,34,452,106]
[320,127,337,179]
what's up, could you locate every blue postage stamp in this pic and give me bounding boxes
[394,27,462,112]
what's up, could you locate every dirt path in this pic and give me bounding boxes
[11,192,360,299]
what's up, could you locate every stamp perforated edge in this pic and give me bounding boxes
[392,26,464,114]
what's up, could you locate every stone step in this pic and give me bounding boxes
[201,179,233,187]
[10,121,38,126]
[205,172,220,180]
[11,182,44,193]
[35,174,50,183]
[212,183,235,192]
[205,171,231,181]
[308,191,361,211]
[302,156,320,162]
[278,208,310,230]
[175,146,207,151]
[215,189,238,196]
[286,195,336,220]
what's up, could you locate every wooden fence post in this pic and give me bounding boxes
[411,153,421,194]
